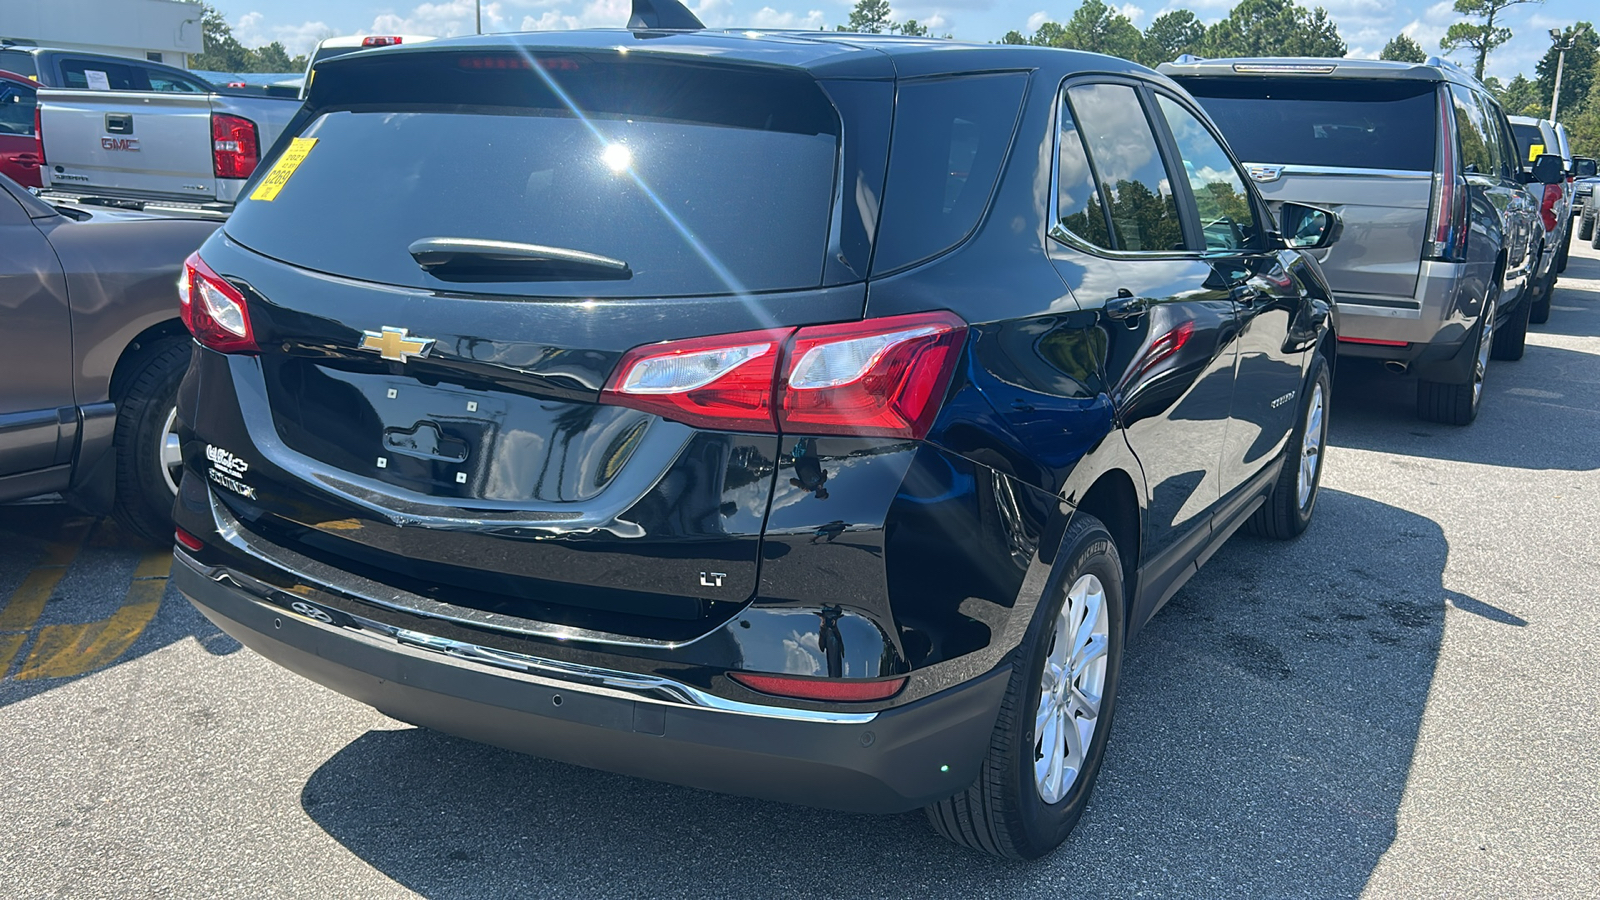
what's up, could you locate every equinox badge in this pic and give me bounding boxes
[361,326,435,363]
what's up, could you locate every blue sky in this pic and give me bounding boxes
[214,0,1590,82]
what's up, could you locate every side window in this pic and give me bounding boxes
[0,85,36,136]
[1054,92,1115,249]
[145,69,208,93]
[1472,93,1506,178]
[1449,86,1492,176]
[1155,94,1258,252]
[60,59,138,91]
[873,73,1029,273]
[1065,82,1184,253]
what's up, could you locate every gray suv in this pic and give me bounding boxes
[1161,56,1558,425]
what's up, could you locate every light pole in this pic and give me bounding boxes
[476,0,483,34]
[1549,28,1574,121]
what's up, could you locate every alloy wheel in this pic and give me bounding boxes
[1297,381,1325,509]
[1034,573,1110,804]
[1473,296,1495,409]
[159,405,182,496]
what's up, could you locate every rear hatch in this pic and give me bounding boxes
[1177,76,1439,302]
[207,46,873,640]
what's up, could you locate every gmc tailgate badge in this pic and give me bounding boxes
[361,326,435,363]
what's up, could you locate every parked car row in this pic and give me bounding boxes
[0,5,1587,863]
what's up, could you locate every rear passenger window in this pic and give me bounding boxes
[873,73,1028,273]
[1064,83,1184,253]
[1450,86,1493,176]
[146,70,208,93]
[61,60,138,91]
[0,85,35,136]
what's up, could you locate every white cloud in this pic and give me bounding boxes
[230,11,337,57]
[1026,10,1050,31]
[1119,4,1145,26]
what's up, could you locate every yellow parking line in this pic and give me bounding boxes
[13,549,171,681]
[0,521,92,671]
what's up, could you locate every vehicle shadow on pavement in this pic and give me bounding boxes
[1328,341,1600,471]
[299,488,1491,897]
[0,502,240,708]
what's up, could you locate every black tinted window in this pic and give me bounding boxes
[1055,93,1114,249]
[146,69,209,93]
[873,73,1028,273]
[228,57,841,298]
[1450,86,1493,176]
[1511,122,1547,163]
[1182,78,1438,171]
[0,84,35,136]
[1067,83,1184,253]
[61,59,138,90]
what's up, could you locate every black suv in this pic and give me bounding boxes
[172,20,1339,859]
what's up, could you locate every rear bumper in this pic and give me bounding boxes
[173,554,1007,814]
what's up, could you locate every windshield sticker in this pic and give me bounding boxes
[251,137,318,202]
[1529,143,1544,162]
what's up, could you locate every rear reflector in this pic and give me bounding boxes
[1338,336,1410,347]
[211,113,259,179]
[729,672,907,702]
[175,528,204,552]
[602,311,967,439]
[180,252,258,354]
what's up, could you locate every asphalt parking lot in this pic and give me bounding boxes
[3,242,1598,899]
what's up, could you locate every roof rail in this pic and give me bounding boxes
[1424,55,1469,76]
[628,0,705,30]
[1173,54,1205,64]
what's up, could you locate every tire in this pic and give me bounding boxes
[110,340,191,545]
[1528,264,1554,325]
[1580,206,1596,242]
[1555,221,1572,273]
[1491,290,1530,360]
[1416,290,1494,426]
[926,513,1125,860]
[1245,352,1329,540]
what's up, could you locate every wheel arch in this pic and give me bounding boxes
[1072,467,1141,627]
[109,320,190,403]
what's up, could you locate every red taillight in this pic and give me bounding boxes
[211,113,259,179]
[1539,184,1560,233]
[174,528,204,552]
[728,672,907,702]
[602,311,967,439]
[34,105,44,166]
[779,312,967,439]
[180,252,258,353]
[362,36,402,47]
[1338,336,1411,347]
[1424,89,1465,261]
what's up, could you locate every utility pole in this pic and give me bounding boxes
[476,0,483,34]
[1549,28,1573,120]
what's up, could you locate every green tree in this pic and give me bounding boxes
[1000,30,1029,44]
[1440,0,1541,81]
[1140,10,1207,66]
[1496,73,1545,116]
[249,41,296,73]
[1030,21,1070,47]
[1380,33,1427,62]
[1202,0,1347,58]
[894,19,930,36]
[846,0,893,33]
[1061,0,1144,60]
[1565,77,1600,156]
[186,1,252,71]
[1535,22,1598,120]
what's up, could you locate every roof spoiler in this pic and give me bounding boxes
[629,0,705,30]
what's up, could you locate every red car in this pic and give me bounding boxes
[0,70,42,188]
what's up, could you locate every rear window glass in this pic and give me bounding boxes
[1180,78,1438,171]
[1511,122,1547,162]
[872,73,1028,274]
[225,55,842,298]
[0,83,35,136]
[0,50,37,78]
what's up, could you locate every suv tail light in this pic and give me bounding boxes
[180,252,258,353]
[602,311,967,439]
[33,105,44,166]
[211,113,259,178]
[1424,89,1466,261]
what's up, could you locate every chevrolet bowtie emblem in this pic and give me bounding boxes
[360,326,435,363]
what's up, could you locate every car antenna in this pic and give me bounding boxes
[628,0,705,30]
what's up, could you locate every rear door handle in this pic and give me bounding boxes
[1105,291,1147,321]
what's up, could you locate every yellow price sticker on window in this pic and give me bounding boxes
[250,137,318,202]
[1529,143,1544,162]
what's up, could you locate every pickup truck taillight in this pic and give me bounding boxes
[34,105,44,166]
[211,114,259,179]
[180,252,258,353]
[602,311,967,439]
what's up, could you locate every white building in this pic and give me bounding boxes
[0,0,204,67]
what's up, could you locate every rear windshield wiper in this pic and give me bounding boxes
[408,238,632,281]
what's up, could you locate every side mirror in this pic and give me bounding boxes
[1574,157,1598,178]
[1532,153,1564,185]
[1277,202,1342,251]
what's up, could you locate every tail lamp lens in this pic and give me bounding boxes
[180,252,258,353]
[602,311,967,439]
[212,113,259,178]
[728,671,907,702]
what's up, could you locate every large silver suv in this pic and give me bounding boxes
[1161,56,1559,425]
